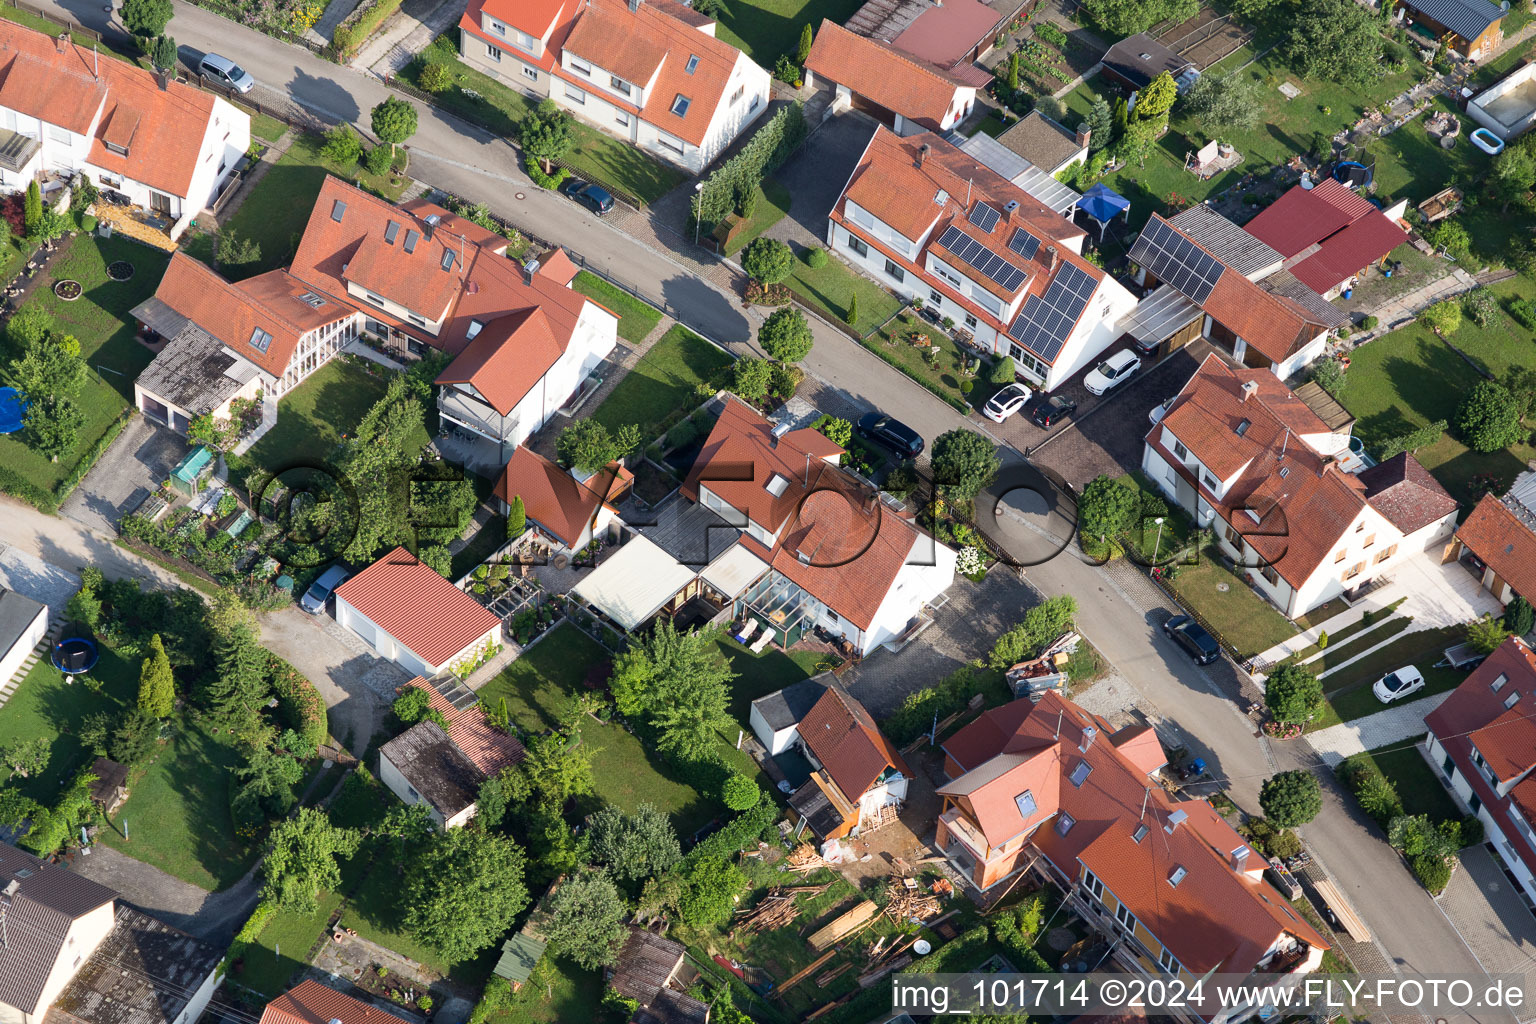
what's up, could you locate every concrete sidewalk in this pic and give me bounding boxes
[1304,691,1451,765]
[352,0,462,76]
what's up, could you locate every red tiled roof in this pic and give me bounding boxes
[435,308,564,416]
[469,0,745,148]
[889,0,1004,71]
[334,547,501,668]
[263,982,407,1024]
[402,678,525,776]
[1149,355,1373,590]
[833,128,1097,363]
[537,247,580,286]
[1425,638,1536,878]
[150,254,351,379]
[941,692,1327,974]
[290,177,592,361]
[1455,494,1536,604]
[1357,453,1458,536]
[493,448,630,549]
[1109,724,1168,776]
[797,683,908,800]
[806,21,971,130]
[683,398,927,629]
[1245,180,1407,295]
[0,22,226,199]
[1143,214,1326,364]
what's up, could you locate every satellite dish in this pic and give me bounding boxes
[913,940,932,955]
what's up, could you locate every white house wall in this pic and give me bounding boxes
[26,901,116,1024]
[379,746,450,828]
[0,600,48,689]
[1425,732,1536,905]
[692,52,771,167]
[337,595,498,677]
[748,703,798,755]
[861,542,958,653]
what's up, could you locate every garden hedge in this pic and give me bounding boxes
[332,0,404,59]
[268,653,329,752]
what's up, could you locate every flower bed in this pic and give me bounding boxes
[53,279,81,300]
[106,261,133,281]
[119,502,289,609]
[508,601,562,646]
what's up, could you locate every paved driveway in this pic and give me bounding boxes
[763,112,879,252]
[60,416,189,534]
[1028,341,1218,489]
[1440,843,1536,994]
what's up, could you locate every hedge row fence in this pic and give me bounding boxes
[689,102,807,239]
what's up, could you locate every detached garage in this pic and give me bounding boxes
[0,589,48,690]
[334,547,502,678]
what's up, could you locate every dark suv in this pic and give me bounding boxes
[856,412,924,458]
[1163,615,1220,665]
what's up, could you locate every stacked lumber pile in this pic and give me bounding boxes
[857,933,919,988]
[883,876,941,923]
[786,843,828,873]
[731,884,829,934]
[807,900,878,950]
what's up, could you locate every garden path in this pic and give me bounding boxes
[1301,690,1451,765]
[308,0,367,47]
[352,0,463,77]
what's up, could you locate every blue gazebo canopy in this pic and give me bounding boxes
[1079,183,1131,227]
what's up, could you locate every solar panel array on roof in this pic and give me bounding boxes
[1006,262,1096,362]
[1008,227,1042,261]
[937,225,1028,293]
[1133,218,1225,304]
[969,201,1001,233]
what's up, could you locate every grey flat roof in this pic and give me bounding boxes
[1402,0,1503,42]
[751,678,827,733]
[50,906,222,1024]
[997,111,1085,172]
[1260,269,1348,328]
[947,131,1082,215]
[1103,33,1193,89]
[134,325,250,417]
[380,721,481,818]
[638,497,737,567]
[1168,205,1284,279]
[0,589,45,662]
[128,296,190,340]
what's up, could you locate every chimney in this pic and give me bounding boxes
[1076,123,1091,149]
[1231,845,1251,873]
[1078,725,1097,753]
[521,257,540,283]
[1164,808,1188,834]
[56,31,68,53]
[1240,379,1259,403]
[423,213,441,240]
[916,143,930,168]
[770,421,791,448]
[1003,198,1020,221]
[156,67,170,91]
[1046,244,1059,274]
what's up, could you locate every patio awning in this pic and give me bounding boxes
[571,536,697,631]
[700,543,769,600]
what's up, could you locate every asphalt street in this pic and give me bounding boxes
[23,0,1518,994]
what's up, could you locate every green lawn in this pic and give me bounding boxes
[1166,548,1297,660]
[717,637,822,722]
[402,36,687,206]
[485,957,605,1024]
[1059,49,1430,233]
[0,649,138,804]
[784,251,904,337]
[863,314,993,414]
[709,0,864,63]
[0,236,168,494]
[240,891,342,997]
[590,325,732,443]
[723,178,794,256]
[238,357,420,480]
[1309,617,1413,684]
[570,271,664,345]
[1365,741,1462,822]
[219,132,410,279]
[1308,625,1465,729]
[1334,303,1536,508]
[233,104,290,144]
[96,722,260,890]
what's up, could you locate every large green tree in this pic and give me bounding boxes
[334,375,434,563]
[743,238,794,284]
[1083,98,1114,152]
[1264,663,1324,723]
[136,634,175,718]
[930,429,999,502]
[262,808,361,913]
[1080,0,1194,36]
[1077,475,1138,548]
[543,870,627,969]
[1285,0,1383,84]
[1492,146,1536,214]
[517,733,595,808]
[202,592,272,734]
[758,307,813,362]
[1259,770,1322,827]
[556,419,640,474]
[1455,380,1525,453]
[370,97,418,156]
[13,334,88,460]
[1132,72,1177,123]
[1183,74,1264,138]
[609,620,734,760]
[232,747,304,823]
[122,0,173,37]
[6,303,52,350]
[405,829,529,963]
[519,99,574,171]
[588,803,681,881]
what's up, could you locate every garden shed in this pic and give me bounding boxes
[168,446,215,498]
[0,588,48,691]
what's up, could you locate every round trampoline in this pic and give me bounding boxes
[0,388,24,434]
[52,636,99,676]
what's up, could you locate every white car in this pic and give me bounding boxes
[1373,664,1425,703]
[983,382,1033,423]
[1149,398,1172,426]
[1084,350,1140,396]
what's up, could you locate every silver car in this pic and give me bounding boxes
[199,52,255,93]
[301,565,351,614]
